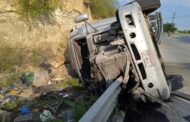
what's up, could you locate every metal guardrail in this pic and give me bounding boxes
[79,76,123,122]
[171,91,190,101]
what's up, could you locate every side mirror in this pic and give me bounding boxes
[74,14,88,23]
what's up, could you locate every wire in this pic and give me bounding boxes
[164,13,190,20]
[163,13,190,29]
[177,13,190,18]
[165,16,190,20]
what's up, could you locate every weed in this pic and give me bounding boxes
[17,0,60,21]
[0,73,22,87]
[67,95,97,121]
[58,78,83,88]
[3,99,21,110]
[6,73,22,85]
[47,119,63,122]
[0,81,6,87]
[31,49,43,66]
[68,78,81,87]
[0,47,22,72]
[89,0,117,18]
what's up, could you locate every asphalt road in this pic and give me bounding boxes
[109,34,190,122]
[158,34,190,122]
[159,34,190,94]
[113,34,190,122]
[171,95,190,122]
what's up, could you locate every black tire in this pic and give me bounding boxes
[135,0,161,14]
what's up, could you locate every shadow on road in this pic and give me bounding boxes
[175,36,190,44]
[118,90,182,122]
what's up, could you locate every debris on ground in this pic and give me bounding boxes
[0,111,13,122]
[57,109,74,122]
[0,61,98,122]
[33,68,50,87]
[40,110,55,122]
[20,105,30,115]
[0,87,76,122]
[14,112,41,122]
[21,72,34,87]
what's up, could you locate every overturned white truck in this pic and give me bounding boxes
[67,0,181,101]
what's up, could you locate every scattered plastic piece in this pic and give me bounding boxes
[14,112,41,122]
[21,72,34,87]
[20,106,30,115]
[63,93,69,98]
[8,89,17,95]
[40,110,55,122]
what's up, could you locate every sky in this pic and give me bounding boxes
[118,0,190,30]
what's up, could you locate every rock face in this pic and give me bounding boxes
[0,0,92,80]
[0,0,90,47]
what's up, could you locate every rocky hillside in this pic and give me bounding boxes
[0,0,91,84]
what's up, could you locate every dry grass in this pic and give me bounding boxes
[17,0,61,21]
[0,0,74,86]
[0,37,69,86]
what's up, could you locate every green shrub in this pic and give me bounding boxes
[3,99,21,110]
[89,0,117,18]
[17,0,59,21]
[67,95,97,121]
[178,30,190,34]
[163,23,177,33]
[58,78,83,89]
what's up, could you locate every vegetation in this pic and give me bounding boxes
[6,73,22,86]
[0,41,55,86]
[178,30,190,34]
[47,119,63,122]
[3,99,21,110]
[67,95,97,121]
[163,23,177,33]
[0,46,51,73]
[58,78,83,89]
[163,23,190,35]
[89,0,117,18]
[0,47,23,72]
[31,49,44,66]
[17,0,60,21]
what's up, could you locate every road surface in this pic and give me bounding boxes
[127,34,190,122]
[157,34,190,122]
[109,34,190,122]
[159,34,190,94]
